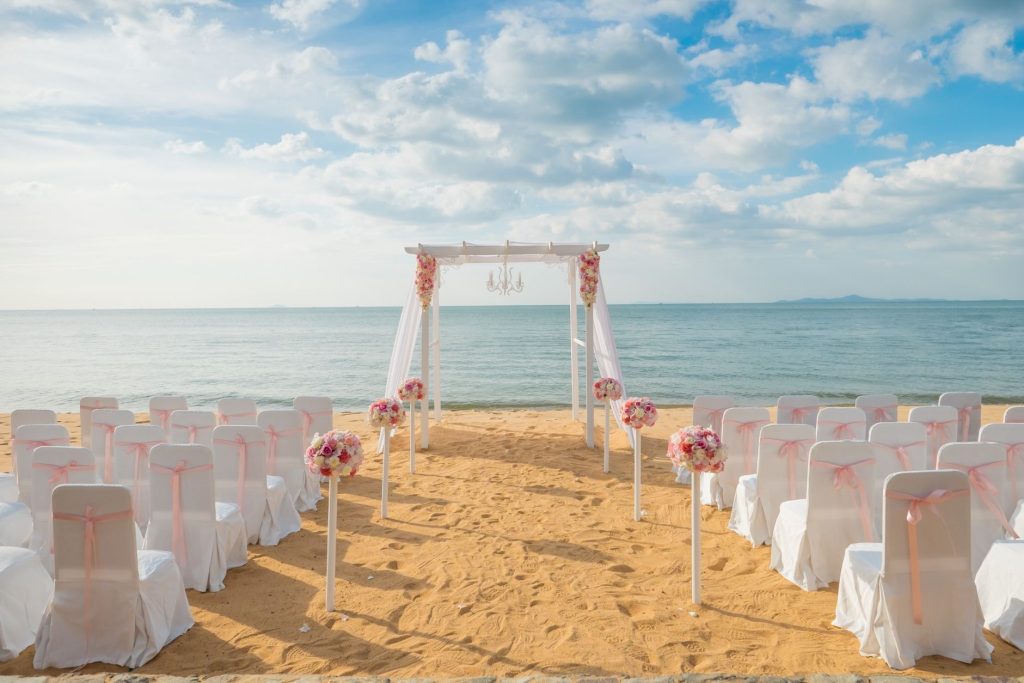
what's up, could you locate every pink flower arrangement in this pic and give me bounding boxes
[578,248,600,307]
[368,397,406,429]
[415,253,437,310]
[397,377,425,402]
[306,430,364,478]
[667,425,727,473]
[622,397,657,429]
[593,377,622,402]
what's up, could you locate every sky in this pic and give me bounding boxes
[2,0,1023,308]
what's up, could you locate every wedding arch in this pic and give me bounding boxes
[382,241,634,451]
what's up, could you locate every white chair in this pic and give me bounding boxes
[692,395,734,435]
[700,407,769,510]
[856,393,898,432]
[0,474,16,503]
[816,407,867,441]
[975,539,1024,651]
[33,484,193,669]
[113,424,165,530]
[777,395,820,426]
[909,405,957,468]
[13,424,70,504]
[216,398,258,426]
[80,397,118,449]
[869,422,929,526]
[939,391,982,442]
[10,409,57,438]
[770,441,876,591]
[212,426,301,546]
[149,396,188,435]
[936,442,1020,572]
[144,444,247,592]
[834,470,992,670]
[0,547,52,662]
[728,423,813,547]
[1004,406,1024,424]
[90,409,135,484]
[293,396,333,445]
[978,423,1024,511]
[168,410,216,448]
[0,501,32,547]
[30,447,97,567]
[258,409,321,512]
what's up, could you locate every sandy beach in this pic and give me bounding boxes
[1,405,1021,679]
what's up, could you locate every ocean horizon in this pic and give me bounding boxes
[2,300,1021,412]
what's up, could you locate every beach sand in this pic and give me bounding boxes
[1,405,1021,678]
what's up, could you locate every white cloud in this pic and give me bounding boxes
[583,0,712,22]
[688,42,758,75]
[266,0,364,31]
[414,30,472,72]
[224,132,326,162]
[164,138,208,154]
[950,21,1024,83]
[810,31,940,102]
[874,133,907,150]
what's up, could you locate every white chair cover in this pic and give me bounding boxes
[33,484,193,669]
[30,447,97,568]
[770,440,876,590]
[700,407,769,510]
[978,423,1024,512]
[777,395,820,426]
[0,547,52,662]
[258,410,321,512]
[728,423,813,547]
[909,405,957,468]
[0,501,33,547]
[975,540,1024,651]
[80,397,118,449]
[293,396,333,445]
[168,410,216,448]
[687,395,734,486]
[149,396,188,436]
[869,422,929,526]
[143,444,247,592]
[113,425,166,531]
[90,409,135,484]
[1005,406,1024,424]
[216,398,258,426]
[10,409,57,438]
[212,426,301,546]
[939,391,982,442]
[816,407,867,441]
[936,442,1020,572]
[13,424,70,504]
[0,474,16,503]
[834,470,992,669]
[856,393,898,432]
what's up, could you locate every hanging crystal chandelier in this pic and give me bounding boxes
[486,255,524,295]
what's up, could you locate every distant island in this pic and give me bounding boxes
[773,294,944,304]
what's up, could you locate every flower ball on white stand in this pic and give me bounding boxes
[593,377,622,473]
[621,397,658,522]
[369,397,406,519]
[397,378,425,474]
[667,425,726,606]
[305,430,364,612]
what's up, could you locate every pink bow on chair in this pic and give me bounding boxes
[820,420,861,440]
[763,437,812,499]
[93,423,119,482]
[701,407,728,431]
[151,460,213,567]
[946,461,1019,540]
[32,460,94,485]
[871,405,896,423]
[1004,442,1024,501]
[150,408,176,432]
[955,406,975,441]
[115,439,162,517]
[789,406,816,423]
[171,423,211,444]
[728,419,769,474]
[886,488,970,625]
[12,436,70,450]
[874,441,925,471]
[52,505,135,657]
[218,410,256,426]
[215,435,260,512]
[297,409,333,436]
[812,458,875,541]
[265,425,301,475]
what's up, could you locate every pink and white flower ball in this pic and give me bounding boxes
[397,377,425,402]
[621,397,658,429]
[368,398,406,429]
[306,430,364,478]
[593,377,622,402]
[667,425,727,473]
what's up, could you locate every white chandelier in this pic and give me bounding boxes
[486,259,524,295]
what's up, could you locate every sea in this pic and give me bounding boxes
[1,301,1022,412]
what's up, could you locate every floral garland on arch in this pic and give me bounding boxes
[369,398,406,429]
[306,430,364,478]
[578,248,600,307]
[415,253,437,310]
[397,377,425,402]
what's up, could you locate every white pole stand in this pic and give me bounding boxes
[381,427,390,519]
[603,402,610,474]
[409,401,416,474]
[692,471,701,605]
[633,428,642,522]
[325,476,338,611]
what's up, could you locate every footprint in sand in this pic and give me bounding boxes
[608,563,635,573]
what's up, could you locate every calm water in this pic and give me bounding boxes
[1,302,1021,412]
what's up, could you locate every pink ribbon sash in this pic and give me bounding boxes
[150,408,174,432]
[94,423,119,483]
[886,488,970,624]
[788,405,817,424]
[870,405,896,423]
[298,409,333,436]
[700,407,728,431]
[151,460,213,567]
[763,437,812,499]
[946,461,1019,539]
[874,440,925,471]
[921,420,955,467]
[265,425,301,475]
[727,418,769,474]
[956,406,975,441]
[214,436,260,512]
[819,420,862,440]
[218,410,257,426]
[171,423,212,444]
[12,436,70,450]
[32,460,94,486]
[812,458,875,540]
[115,440,162,515]
[1004,442,1024,501]
[52,505,135,656]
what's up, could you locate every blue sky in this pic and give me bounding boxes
[2,0,1023,308]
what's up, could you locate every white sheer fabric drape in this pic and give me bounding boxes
[593,281,632,447]
[380,282,423,452]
